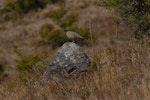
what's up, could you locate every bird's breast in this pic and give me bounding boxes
[66,32,75,39]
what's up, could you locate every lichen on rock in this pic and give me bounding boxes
[40,42,90,85]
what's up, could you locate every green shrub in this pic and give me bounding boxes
[15,51,46,82]
[59,13,78,29]
[2,0,56,20]
[77,1,89,9]
[0,64,7,81]
[45,6,67,21]
[39,23,68,48]
[99,0,150,38]
[2,0,22,21]
[3,12,22,21]
[0,64,4,75]
[40,23,54,43]
[48,29,68,47]
[4,0,53,13]
[3,0,16,12]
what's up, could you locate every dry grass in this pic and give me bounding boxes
[0,0,150,100]
[0,39,149,100]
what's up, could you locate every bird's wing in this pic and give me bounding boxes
[73,32,83,39]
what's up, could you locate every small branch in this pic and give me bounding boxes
[89,19,94,54]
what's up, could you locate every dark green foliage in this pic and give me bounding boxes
[2,0,57,20]
[48,29,68,47]
[40,23,54,43]
[100,0,150,38]
[2,0,22,20]
[0,64,4,75]
[59,13,78,29]
[3,0,54,13]
[39,23,68,48]
[15,50,46,81]
[16,54,43,71]
[0,64,7,81]
[45,7,67,21]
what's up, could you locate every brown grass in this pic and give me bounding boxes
[0,39,149,100]
[0,0,150,100]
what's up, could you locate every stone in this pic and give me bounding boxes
[40,42,90,85]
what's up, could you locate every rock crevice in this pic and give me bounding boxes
[40,42,90,85]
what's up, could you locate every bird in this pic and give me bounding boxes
[66,30,83,42]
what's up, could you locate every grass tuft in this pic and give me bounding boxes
[45,6,67,21]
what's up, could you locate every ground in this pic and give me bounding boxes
[0,0,149,100]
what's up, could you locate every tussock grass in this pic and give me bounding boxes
[0,39,149,100]
[0,0,149,99]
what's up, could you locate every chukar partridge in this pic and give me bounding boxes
[66,31,83,42]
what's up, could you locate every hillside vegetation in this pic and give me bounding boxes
[0,0,149,100]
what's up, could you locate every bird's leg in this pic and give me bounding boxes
[72,39,75,43]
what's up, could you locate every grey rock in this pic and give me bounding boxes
[40,42,90,85]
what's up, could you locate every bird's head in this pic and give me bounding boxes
[64,27,70,32]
